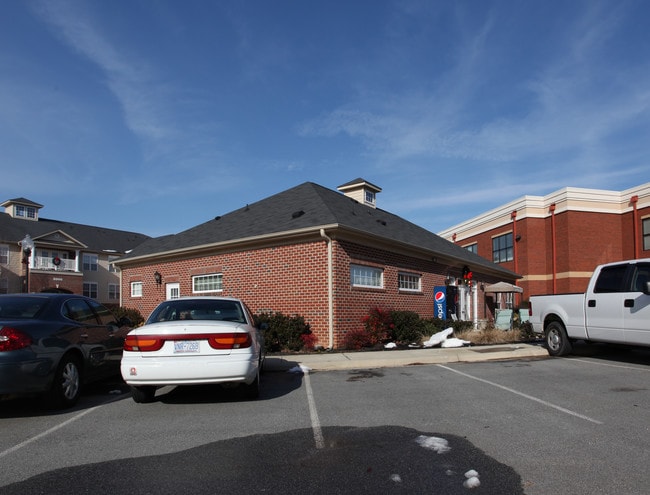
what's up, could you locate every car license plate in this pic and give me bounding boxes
[174,341,200,353]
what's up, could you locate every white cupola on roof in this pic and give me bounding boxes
[337,178,382,209]
[0,197,43,221]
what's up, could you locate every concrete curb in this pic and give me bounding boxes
[264,342,549,372]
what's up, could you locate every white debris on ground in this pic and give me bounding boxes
[383,327,471,349]
[389,474,402,483]
[415,435,482,490]
[415,435,451,454]
[464,470,481,489]
[441,337,471,348]
[422,327,454,347]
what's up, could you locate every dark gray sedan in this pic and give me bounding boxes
[0,293,131,408]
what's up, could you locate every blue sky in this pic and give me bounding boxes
[2,0,649,238]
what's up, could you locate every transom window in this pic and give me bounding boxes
[351,264,383,288]
[131,281,143,297]
[193,273,223,293]
[492,233,513,263]
[398,272,421,292]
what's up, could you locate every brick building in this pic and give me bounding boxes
[115,179,518,349]
[438,182,650,304]
[0,197,150,304]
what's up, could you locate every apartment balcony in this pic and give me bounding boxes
[33,255,77,272]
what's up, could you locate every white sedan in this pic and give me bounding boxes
[120,297,265,403]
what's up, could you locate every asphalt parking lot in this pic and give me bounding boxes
[1,342,649,494]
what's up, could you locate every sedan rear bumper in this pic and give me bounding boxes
[120,353,259,386]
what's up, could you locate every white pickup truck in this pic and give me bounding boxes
[530,259,650,356]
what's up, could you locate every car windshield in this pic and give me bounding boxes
[147,299,246,324]
[0,297,48,319]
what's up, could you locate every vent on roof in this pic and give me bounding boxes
[292,210,305,219]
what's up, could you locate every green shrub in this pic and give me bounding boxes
[255,312,312,353]
[389,310,425,344]
[108,305,145,327]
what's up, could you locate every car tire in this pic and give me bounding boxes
[130,385,157,403]
[545,320,572,357]
[46,354,82,409]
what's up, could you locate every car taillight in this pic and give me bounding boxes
[208,333,252,349]
[0,327,32,352]
[124,335,164,352]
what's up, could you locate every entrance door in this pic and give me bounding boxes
[166,282,180,300]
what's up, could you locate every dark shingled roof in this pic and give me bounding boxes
[121,182,517,278]
[0,213,150,254]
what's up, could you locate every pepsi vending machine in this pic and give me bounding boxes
[434,285,458,320]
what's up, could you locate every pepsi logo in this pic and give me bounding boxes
[434,291,446,303]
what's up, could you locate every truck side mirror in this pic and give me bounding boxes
[644,282,650,295]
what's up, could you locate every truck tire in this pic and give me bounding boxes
[545,321,572,356]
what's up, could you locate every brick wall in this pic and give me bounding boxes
[120,237,499,348]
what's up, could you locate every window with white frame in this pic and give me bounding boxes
[351,264,383,288]
[108,283,120,300]
[83,253,98,271]
[398,272,421,292]
[16,205,36,219]
[364,190,376,206]
[83,282,98,299]
[193,273,223,293]
[0,245,8,264]
[131,281,143,297]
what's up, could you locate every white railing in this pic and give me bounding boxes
[33,256,77,272]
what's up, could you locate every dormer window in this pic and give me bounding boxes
[364,190,376,206]
[16,205,36,219]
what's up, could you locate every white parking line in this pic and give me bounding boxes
[0,406,99,459]
[569,358,650,372]
[437,364,603,425]
[303,370,325,449]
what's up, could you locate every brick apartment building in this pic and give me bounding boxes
[438,182,650,304]
[0,197,150,304]
[114,179,519,349]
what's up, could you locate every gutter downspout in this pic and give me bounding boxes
[320,229,334,349]
[631,195,639,259]
[511,210,518,307]
[550,203,557,294]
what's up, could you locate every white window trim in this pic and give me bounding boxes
[398,272,422,292]
[351,264,384,289]
[131,281,143,298]
[192,273,223,293]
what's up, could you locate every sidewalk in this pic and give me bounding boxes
[264,342,549,372]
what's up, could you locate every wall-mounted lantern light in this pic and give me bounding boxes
[154,271,162,285]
